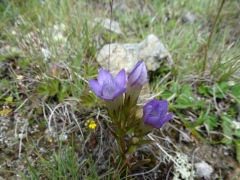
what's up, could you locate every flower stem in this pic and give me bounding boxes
[202,0,225,73]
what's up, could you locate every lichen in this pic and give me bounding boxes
[172,152,195,180]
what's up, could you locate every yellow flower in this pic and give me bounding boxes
[0,108,12,116]
[89,121,97,129]
[85,119,97,130]
[84,118,97,130]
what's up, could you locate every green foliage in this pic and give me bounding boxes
[198,82,229,98]
[172,80,240,163]
[209,82,228,98]
[211,55,240,82]
[83,158,100,180]
[221,115,233,144]
[83,64,98,79]
[198,85,209,97]
[36,77,70,102]
[5,96,13,104]
[230,84,240,104]
[161,89,174,100]
[234,140,240,164]
[174,85,206,110]
[220,115,240,163]
[16,58,29,72]
[203,114,218,131]
[18,141,125,179]
[0,78,10,89]
[79,90,99,109]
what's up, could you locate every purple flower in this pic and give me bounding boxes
[89,68,127,100]
[124,62,147,108]
[128,61,147,88]
[143,98,173,128]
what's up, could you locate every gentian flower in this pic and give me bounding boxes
[89,68,127,100]
[128,61,147,88]
[143,98,173,128]
[125,62,147,108]
[89,68,127,119]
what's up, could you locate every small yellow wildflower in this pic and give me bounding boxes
[85,119,97,130]
[89,121,97,129]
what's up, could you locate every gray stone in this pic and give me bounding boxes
[97,34,171,75]
[195,161,213,179]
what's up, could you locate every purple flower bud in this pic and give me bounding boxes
[128,61,147,88]
[143,98,173,128]
[125,62,147,108]
[89,68,127,100]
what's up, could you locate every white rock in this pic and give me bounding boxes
[195,161,213,179]
[97,34,171,74]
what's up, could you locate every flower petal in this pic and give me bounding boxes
[145,116,160,127]
[129,62,141,76]
[89,80,102,97]
[158,100,168,118]
[128,62,142,84]
[102,83,118,99]
[134,63,147,86]
[97,68,113,86]
[97,94,114,100]
[146,98,159,107]
[158,112,173,128]
[114,88,127,98]
[128,61,147,87]
[115,69,127,88]
[143,105,153,120]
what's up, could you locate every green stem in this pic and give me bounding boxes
[202,0,225,73]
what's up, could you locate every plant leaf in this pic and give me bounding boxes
[115,128,126,137]
[161,89,174,99]
[204,114,218,131]
[221,115,233,144]
[127,145,138,154]
[234,139,240,163]
[198,85,209,97]
[131,159,151,170]
[5,96,13,103]
[231,84,240,97]
[138,139,154,145]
